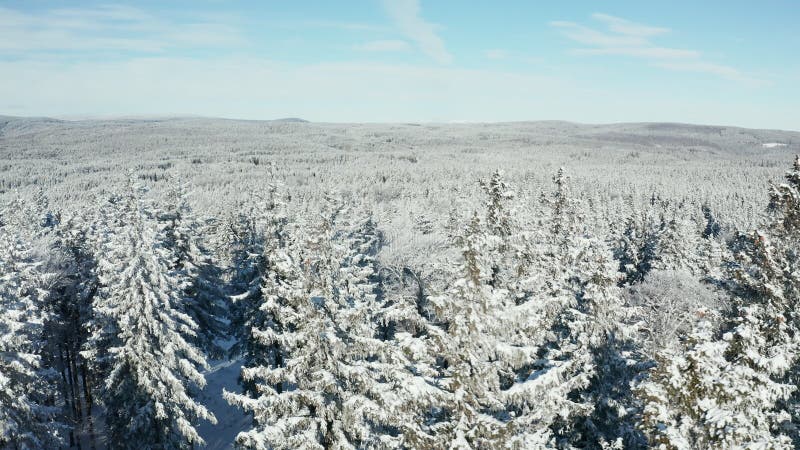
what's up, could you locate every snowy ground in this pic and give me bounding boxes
[197,359,252,450]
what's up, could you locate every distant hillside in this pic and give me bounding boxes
[271,117,309,123]
[1,115,798,156]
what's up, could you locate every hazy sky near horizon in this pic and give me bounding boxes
[1,1,798,130]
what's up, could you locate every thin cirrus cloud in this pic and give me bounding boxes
[652,61,758,84]
[591,13,669,38]
[381,0,453,64]
[274,19,389,33]
[485,49,510,60]
[551,13,760,84]
[573,47,700,59]
[0,5,246,54]
[354,39,412,52]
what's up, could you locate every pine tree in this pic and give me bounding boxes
[507,169,646,448]
[701,203,722,239]
[236,202,294,396]
[84,181,216,448]
[223,218,322,449]
[373,265,450,448]
[425,212,510,448]
[227,190,281,359]
[749,155,800,442]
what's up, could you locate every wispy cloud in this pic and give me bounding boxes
[483,49,545,66]
[485,49,510,60]
[550,21,649,47]
[381,0,452,64]
[0,56,571,122]
[274,19,388,33]
[573,47,700,59]
[354,40,411,52]
[0,5,246,54]
[652,61,759,85]
[591,13,669,37]
[551,13,759,84]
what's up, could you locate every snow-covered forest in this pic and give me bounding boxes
[2,116,800,449]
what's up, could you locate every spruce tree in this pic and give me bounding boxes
[37,213,99,448]
[225,208,401,449]
[638,157,800,448]
[0,222,64,449]
[85,182,216,448]
[638,309,794,449]
[160,183,229,359]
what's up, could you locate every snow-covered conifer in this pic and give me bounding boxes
[225,206,402,449]
[638,157,800,448]
[160,182,229,359]
[638,309,794,449]
[652,214,703,275]
[85,181,216,448]
[0,222,64,449]
[36,213,100,448]
[554,233,645,449]
[615,213,659,286]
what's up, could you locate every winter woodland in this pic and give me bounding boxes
[1,116,800,449]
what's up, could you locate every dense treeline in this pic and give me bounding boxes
[1,155,799,449]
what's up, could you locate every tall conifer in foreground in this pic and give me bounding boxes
[160,182,229,359]
[225,206,403,449]
[84,181,216,449]
[638,156,800,449]
[0,223,64,449]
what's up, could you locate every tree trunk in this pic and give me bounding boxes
[81,362,97,450]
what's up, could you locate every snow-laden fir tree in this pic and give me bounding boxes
[478,169,517,290]
[614,211,660,287]
[722,157,800,445]
[227,185,286,359]
[159,182,229,359]
[499,170,596,447]
[651,213,703,275]
[83,180,216,448]
[36,212,100,448]
[421,170,630,448]
[225,205,403,449]
[329,208,452,447]
[0,219,64,449]
[372,265,450,448]
[530,170,646,448]
[701,203,722,239]
[480,170,514,242]
[234,193,294,396]
[425,212,512,448]
[638,157,800,449]
[421,173,544,447]
[223,207,265,358]
[638,308,794,449]
[553,233,646,449]
[752,155,800,442]
[223,214,321,449]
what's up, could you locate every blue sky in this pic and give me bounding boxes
[1,1,798,129]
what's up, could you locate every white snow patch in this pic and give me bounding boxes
[762,142,787,148]
[197,358,252,450]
